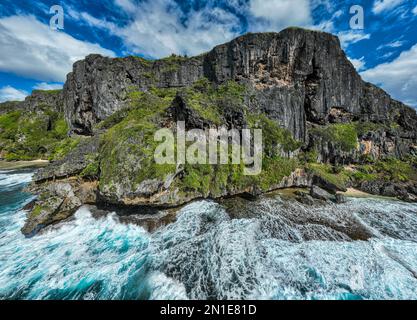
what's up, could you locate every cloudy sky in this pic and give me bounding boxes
[0,0,416,107]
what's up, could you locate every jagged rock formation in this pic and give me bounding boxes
[0,90,63,114]
[64,28,416,149]
[1,27,416,236]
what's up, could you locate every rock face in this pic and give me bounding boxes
[0,90,63,114]
[33,136,100,182]
[63,28,416,148]
[22,179,97,237]
[64,55,205,134]
[6,28,417,236]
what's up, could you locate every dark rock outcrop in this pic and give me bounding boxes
[0,90,63,114]
[62,28,417,146]
[33,136,100,182]
[64,55,205,134]
[22,180,98,237]
[356,179,417,202]
[310,185,334,201]
[335,194,347,204]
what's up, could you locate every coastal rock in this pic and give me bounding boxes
[62,28,417,151]
[168,92,214,129]
[295,191,316,205]
[240,185,263,201]
[310,185,334,202]
[273,168,313,189]
[312,174,347,194]
[2,28,415,236]
[356,180,417,202]
[22,179,98,237]
[33,135,100,182]
[335,194,347,204]
[64,55,204,134]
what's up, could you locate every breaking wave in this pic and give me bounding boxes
[0,170,416,300]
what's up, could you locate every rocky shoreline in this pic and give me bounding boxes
[19,164,415,237]
[0,27,416,237]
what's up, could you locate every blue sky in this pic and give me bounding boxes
[0,0,417,107]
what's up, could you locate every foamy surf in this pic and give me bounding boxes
[0,169,416,300]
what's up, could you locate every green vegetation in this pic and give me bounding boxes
[180,89,222,125]
[304,157,417,189]
[96,107,134,130]
[298,149,319,164]
[98,79,304,198]
[182,164,214,196]
[405,155,417,168]
[159,54,188,64]
[99,89,178,194]
[180,152,299,195]
[248,113,302,154]
[347,157,417,187]
[80,158,100,179]
[306,163,351,190]
[159,54,188,73]
[31,205,43,218]
[143,72,156,81]
[167,79,248,125]
[133,56,153,68]
[258,156,299,191]
[48,137,80,161]
[354,122,388,137]
[310,123,358,152]
[0,108,74,161]
[33,89,62,95]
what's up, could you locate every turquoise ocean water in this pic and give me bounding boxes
[0,169,417,300]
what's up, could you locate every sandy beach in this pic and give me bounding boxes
[0,160,49,170]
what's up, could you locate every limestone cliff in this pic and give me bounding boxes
[63,28,416,145]
[0,27,416,236]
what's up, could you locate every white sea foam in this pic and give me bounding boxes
[0,170,33,187]
[0,169,417,300]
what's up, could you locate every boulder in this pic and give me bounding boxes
[312,175,347,194]
[310,185,334,201]
[295,192,316,205]
[21,180,98,237]
[335,193,347,204]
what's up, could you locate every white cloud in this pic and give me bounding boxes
[349,56,366,71]
[361,44,417,107]
[124,1,242,57]
[337,30,371,48]
[310,9,343,34]
[248,0,312,31]
[377,40,405,50]
[33,82,63,91]
[0,86,28,103]
[413,5,417,15]
[0,15,115,82]
[72,0,315,59]
[71,0,243,58]
[372,0,406,15]
[381,51,395,59]
[114,0,137,13]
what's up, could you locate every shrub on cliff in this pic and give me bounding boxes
[0,107,71,161]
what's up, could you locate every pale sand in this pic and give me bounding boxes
[0,160,49,170]
[342,187,398,201]
[342,188,372,198]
